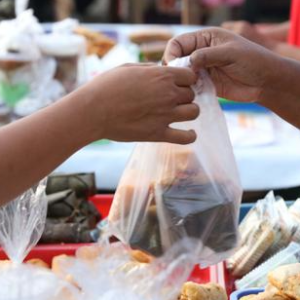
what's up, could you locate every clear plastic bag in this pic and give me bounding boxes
[63,240,196,300]
[0,179,47,263]
[36,19,86,93]
[227,192,295,277]
[235,242,300,290]
[109,56,242,266]
[0,179,79,300]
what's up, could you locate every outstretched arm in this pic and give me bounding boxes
[0,64,198,205]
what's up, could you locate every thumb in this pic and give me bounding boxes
[190,46,234,71]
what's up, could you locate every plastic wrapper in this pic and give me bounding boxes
[36,19,86,93]
[109,56,242,266]
[227,192,295,277]
[63,240,196,300]
[0,179,80,300]
[0,179,47,263]
[0,10,42,66]
[235,242,300,290]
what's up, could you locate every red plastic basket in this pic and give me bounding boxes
[0,194,234,294]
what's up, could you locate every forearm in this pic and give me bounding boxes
[260,57,300,128]
[0,87,98,205]
[273,42,300,61]
[256,21,290,42]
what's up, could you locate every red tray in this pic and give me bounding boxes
[0,194,235,294]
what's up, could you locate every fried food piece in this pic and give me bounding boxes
[180,282,227,300]
[268,263,300,300]
[130,249,153,263]
[76,244,102,261]
[26,258,50,269]
[52,254,76,286]
[74,26,115,57]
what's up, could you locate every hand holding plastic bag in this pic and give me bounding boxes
[109,56,242,266]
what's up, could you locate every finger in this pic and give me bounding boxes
[162,128,197,145]
[171,103,200,122]
[175,87,195,104]
[163,32,200,63]
[165,66,197,86]
[190,46,234,70]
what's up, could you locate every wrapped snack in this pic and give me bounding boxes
[227,192,294,277]
[0,179,80,300]
[64,241,197,300]
[37,19,86,93]
[236,242,300,290]
[0,10,43,108]
[109,56,242,266]
[268,263,300,299]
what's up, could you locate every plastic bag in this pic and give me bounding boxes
[64,240,196,300]
[36,19,86,93]
[227,192,295,277]
[0,179,79,300]
[0,10,42,63]
[109,56,242,266]
[0,179,47,263]
[235,242,300,290]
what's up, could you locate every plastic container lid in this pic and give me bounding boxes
[230,289,264,300]
[37,34,86,57]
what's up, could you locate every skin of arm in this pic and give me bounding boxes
[163,28,300,129]
[0,63,199,205]
[255,21,290,42]
[222,21,300,61]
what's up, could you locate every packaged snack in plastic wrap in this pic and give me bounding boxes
[37,19,86,93]
[227,192,295,277]
[0,10,42,107]
[0,179,79,300]
[235,242,300,290]
[108,56,242,266]
[62,240,197,300]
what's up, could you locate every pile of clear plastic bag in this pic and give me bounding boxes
[109,56,242,267]
[0,179,80,300]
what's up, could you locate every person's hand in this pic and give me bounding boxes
[221,21,276,50]
[77,64,199,144]
[163,27,287,103]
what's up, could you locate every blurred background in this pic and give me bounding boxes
[0,0,292,24]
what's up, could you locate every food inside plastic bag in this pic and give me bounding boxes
[109,56,242,266]
[0,264,80,300]
[0,179,80,300]
[227,192,296,277]
[61,241,196,300]
[0,179,47,263]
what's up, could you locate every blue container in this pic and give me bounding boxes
[230,289,264,300]
[239,201,294,222]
